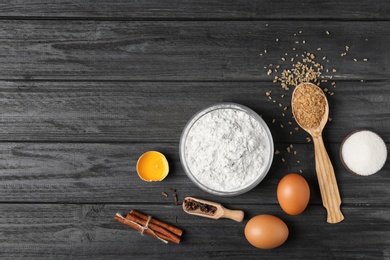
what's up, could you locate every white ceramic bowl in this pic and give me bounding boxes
[179,103,274,196]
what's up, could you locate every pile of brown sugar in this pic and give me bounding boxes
[292,83,327,129]
[275,53,325,91]
[263,29,339,167]
[263,28,369,168]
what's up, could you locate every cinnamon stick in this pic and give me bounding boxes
[129,210,183,237]
[114,214,173,243]
[125,213,181,244]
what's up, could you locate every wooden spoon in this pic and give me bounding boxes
[291,82,344,224]
[182,197,244,222]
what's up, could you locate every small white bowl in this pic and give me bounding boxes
[340,130,387,176]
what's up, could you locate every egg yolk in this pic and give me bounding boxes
[137,151,169,181]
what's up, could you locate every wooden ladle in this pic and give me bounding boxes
[291,82,344,224]
[182,197,244,222]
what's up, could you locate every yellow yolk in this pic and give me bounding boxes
[136,151,169,181]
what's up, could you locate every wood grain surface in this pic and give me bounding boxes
[0,204,389,259]
[0,1,389,259]
[0,20,387,81]
[0,142,389,205]
[0,0,389,20]
[0,81,388,143]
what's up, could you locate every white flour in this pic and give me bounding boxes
[184,108,270,192]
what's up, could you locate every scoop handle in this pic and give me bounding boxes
[221,208,244,222]
[313,135,344,224]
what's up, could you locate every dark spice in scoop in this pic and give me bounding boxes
[184,198,217,215]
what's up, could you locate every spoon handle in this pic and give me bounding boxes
[222,208,245,222]
[312,135,344,224]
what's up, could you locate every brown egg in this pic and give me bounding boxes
[277,173,310,215]
[244,214,289,249]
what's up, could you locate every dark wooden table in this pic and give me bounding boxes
[0,1,389,259]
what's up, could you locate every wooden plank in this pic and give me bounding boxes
[0,20,388,81]
[0,0,389,20]
[0,81,388,143]
[0,203,388,259]
[0,142,388,204]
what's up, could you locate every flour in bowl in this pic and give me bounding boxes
[184,107,271,192]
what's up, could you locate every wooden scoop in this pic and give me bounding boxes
[291,82,344,224]
[182,197,244,222]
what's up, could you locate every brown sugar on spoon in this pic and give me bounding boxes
[292,83,327,129]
